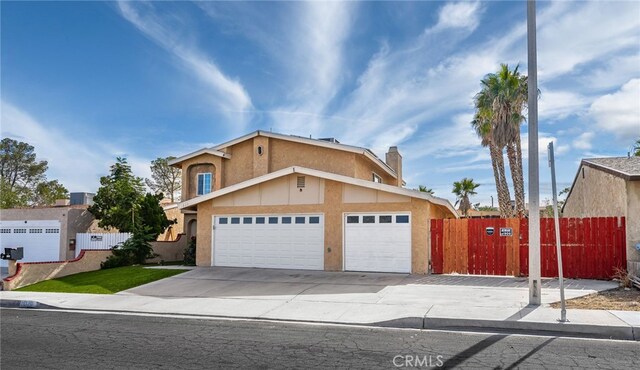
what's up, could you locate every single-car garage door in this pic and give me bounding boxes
[213,214,324,270]
[344,213,411,273]
[0,220,62,268]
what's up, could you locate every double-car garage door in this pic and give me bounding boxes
[212,212,412,273]
[213,214,324,270]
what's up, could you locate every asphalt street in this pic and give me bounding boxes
[1,309,638,369]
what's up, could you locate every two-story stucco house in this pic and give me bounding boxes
[170,130,456,274]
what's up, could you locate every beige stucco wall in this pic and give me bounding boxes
[354,155,395,185]
[2,249,112,291]
[178,136,401,204]
[193,175,449,274]
[222,139,254,187]
[0,207,97,261]
[563,165,640,273]
[180,154,223,202]
[158,206,184,241]
[563,166,627,217]
[148,233,188,263]
[626,181,640,272]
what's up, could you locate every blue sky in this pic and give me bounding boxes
[2,1,639,207]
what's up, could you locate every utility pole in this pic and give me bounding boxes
[548,142,567,321]
[527,0,541,305]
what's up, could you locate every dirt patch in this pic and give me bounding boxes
[550,287,640,311]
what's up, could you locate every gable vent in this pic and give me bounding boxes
[297,176,306,188]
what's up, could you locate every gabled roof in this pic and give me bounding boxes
[178,166,458,218]
[582,157,640,181]
[562,156,640,212]
[168,148,231,167]
[172,130,397,179]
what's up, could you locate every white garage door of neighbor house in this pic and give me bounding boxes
[344,213,411,273]
[213,214,324,270]
[0,220,62,267]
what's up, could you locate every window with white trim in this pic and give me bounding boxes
[197,173,212,195]
[372,172,382,183]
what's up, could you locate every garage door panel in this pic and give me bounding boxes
[214,214,324,270]
[344,213,411,273]
[0,221,62,267]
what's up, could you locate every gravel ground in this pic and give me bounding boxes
[550,287,640,311]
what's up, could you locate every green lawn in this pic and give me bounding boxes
[17,266,189,294]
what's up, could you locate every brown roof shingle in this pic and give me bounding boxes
[583,156,640,180]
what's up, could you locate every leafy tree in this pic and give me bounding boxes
[633,139,640,156]
[0,178,24,209]
[452,178,480,217]
[89,157,146,233]
[138,192,176,237]
[417,185,434,195]
[32,180,68,206]
[475,204,498,212]
[90,157,176,269]
[0,138,67,207]
[145,157,181,202]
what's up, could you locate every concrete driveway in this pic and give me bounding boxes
[123,267,616,310]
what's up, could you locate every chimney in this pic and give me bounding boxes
[385,146,403,187]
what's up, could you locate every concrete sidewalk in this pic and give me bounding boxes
[1,267,637,340]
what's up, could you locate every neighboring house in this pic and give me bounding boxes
[562,157,640,275]
[170,130,457,274]
[0,204,96,267]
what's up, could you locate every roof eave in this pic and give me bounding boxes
[178,166,458,218]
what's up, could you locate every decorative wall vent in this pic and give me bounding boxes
[297,176,306,188]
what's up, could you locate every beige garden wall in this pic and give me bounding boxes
[2,249,112,291]
[148,234,188,263]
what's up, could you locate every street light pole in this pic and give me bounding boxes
[527,0,542,305]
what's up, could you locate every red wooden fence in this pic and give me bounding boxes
[431,217,626,280]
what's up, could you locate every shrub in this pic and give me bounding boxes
[183,237,196,266]
[612,267,632,289]
[101,227,158,269]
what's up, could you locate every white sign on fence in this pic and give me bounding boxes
[75,233,131,257]
[500,228,513,237]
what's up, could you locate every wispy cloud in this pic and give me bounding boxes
[537,0,640,80]
[198,1,356,136]
[572,132,595,151]
[1,100,152,192]
[538,89,589,121]
[588,78,640,139]
[117,1,253,130]
[426,1,483,34]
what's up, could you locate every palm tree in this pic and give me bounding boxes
[634,139,640,156]
[452,178,480,217]
[417,185,434,195]
[471,111,513,218]
[476,64,528,217]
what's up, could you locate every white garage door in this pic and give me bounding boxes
[213,214,324,270]
[344,213,411,273]
[0,220,62,267]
